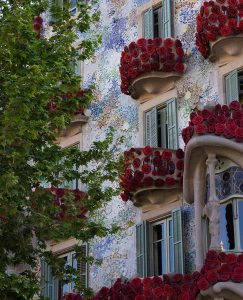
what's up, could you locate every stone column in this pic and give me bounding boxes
[204,152,221,251]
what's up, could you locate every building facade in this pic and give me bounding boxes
[42,0,243,299]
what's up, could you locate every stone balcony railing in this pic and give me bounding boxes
[120,146,184,207]
[119,38,186,101]
[92,250,243,300]
[195,0,243,62]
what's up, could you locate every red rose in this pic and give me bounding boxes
[176,160,184,171]
[153,37,162,47]
[196,124,207,134]
[153,287,163,297]
[158,166,168,176]
[219,273,231,281]
[143,176,153,186]
[165,177,175,186]
[135,295,145,300]
[226,253,237,264]
[231,272,243,283]
[224,128,233,138]
[197,277,209,290]
[192,271,201,281]
[192,114,204,125]
[215,123,225,134]
[131,277,142,288]
[228,18,237,29]
[162,150,172,161]
[206,250,219,260]
[235,127,243,141]
[143,277,152,288]
[175,39,182,47]
[208,13,218,23]
[216,0,225,3]
[173,273,183,283]
[176,148,184,159]
[147,44,155,54]
[206,270,218,285]
[134,170,144,181]
[133,158,141,168]
[163,284,173,296]
[220,263,233,273]
[230,100,241,110]
[137,38,147,47]
[152,276,162,287]
[120,191,129,202]
[227,6,237,17]
[174,62,185,73]
[153,156,162,167]
[212,5,221,14]
[142,164,151,174]
[220,25,231,36]
[176,47,184,57]
[155,178,165,187]
[140,53,150,63]
[202,109,211,119]
[164,38,174,48]
[143,145,153,156]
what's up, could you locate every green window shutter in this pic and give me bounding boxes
[41,260,58,300]
[162,0,172,38]
[136,221,149,277]
[62,143,79,190]
[225,70,239,104]
[145,108,158,147]
[145,111,151,146]
[75,49,81,77]
[167,98,178,150]
[150,107,158,147]
[172,208,184,274]
[77,245,88,289]
[144,9,154,39]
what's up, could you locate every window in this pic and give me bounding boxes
[60,144,79,190]
[220,198,243,252]
[143,0,172,39]
[225,69,243,104]
[63,0,77,15]
[136,208,183,277]
[41,246,88,300]
[145,98,178,149]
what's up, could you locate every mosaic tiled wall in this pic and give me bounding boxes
[81,0,222,291]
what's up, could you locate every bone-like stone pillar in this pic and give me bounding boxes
[204,153,221,251]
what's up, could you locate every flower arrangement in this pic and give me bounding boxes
[48,186,87,219]
[119,38,186,95]
[195,0,243,58]
[182,101,243,145]
[62,293,82,300]
[120,146,184,202]
[92,250,243,300]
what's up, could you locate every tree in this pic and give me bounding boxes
[0,1,123,299]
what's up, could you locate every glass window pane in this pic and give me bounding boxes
[238,201,243,250]
[220,203,235,251]
[153,224,162,241]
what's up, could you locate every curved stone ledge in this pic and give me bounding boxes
[201,282,243,300]
[131,71,182,101]
[210,34,243,63]
[132,186,182,207]
[183,135,243,204]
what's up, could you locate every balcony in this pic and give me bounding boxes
[92,250,243,300]
[182,101,243,204]
[119,38,186,101]
[120,146,184,207]
[48,187,87,220]
[196,1,243,62]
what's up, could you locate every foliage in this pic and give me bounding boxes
[0,1,123,299]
